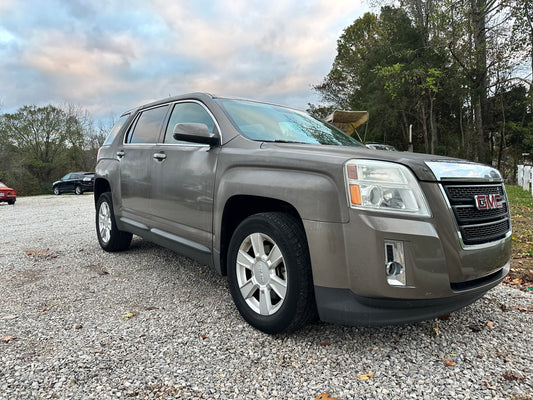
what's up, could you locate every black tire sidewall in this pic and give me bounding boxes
[227,212,313,334]
[96,192,131,252]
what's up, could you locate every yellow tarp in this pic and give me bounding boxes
[325,110,368,137]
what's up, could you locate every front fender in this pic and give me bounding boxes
[215,166,348,225]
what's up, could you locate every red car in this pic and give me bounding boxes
[0,182,16,204]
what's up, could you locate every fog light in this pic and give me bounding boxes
[384,240,407,286]
[386,261,403,277]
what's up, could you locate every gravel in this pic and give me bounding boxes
[0,195,532,400]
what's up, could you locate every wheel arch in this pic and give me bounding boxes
[94,178,111,208]
[217,195,303,276]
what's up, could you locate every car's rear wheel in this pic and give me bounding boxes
[75,185,83,195]
[227,212,316,334]
[53,187,60,195]
[96,192,132,252]
[7,200,15,205]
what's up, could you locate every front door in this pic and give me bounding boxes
[149,101,219,251]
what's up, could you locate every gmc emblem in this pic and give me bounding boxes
[474,194,503,210]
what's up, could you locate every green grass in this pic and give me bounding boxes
[506,185,533,289]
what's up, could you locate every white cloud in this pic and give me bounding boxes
[0,0,368,119]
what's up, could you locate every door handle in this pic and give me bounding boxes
[153,152,167,161]
[116,150,125,158]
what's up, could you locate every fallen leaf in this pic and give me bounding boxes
[315,393,342,400]
[1,335,16,343]
[1,315,18,321]
[483,381,498,390]
[438,314,452,320]
[444,359,456,367]
[434,324,440,336]
[86,264,109,276]
[121,312,136,319]
[320,342,331,347]
[356,373,374,380]
[515,306,533,312]
[502,372,526,381]
[487,321,495,327]
[199,334,207,340]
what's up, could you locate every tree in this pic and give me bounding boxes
[312,7,448,152]
[0,104,89,193]
[507,0,533,108]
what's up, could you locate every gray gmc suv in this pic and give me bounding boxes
[94,93,512,334]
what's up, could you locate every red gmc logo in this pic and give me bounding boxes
[474,194,503,210]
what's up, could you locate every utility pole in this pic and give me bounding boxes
[408,124,414,152]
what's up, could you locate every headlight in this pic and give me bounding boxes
[83,177,91,182]
[344,159,431,217]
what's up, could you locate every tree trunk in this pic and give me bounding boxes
[471,0,490,163]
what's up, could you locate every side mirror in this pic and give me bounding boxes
[173,123,220,146]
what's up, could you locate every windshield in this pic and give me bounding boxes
[216,99,363,147]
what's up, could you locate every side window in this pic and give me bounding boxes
[127,105,169,144]
[164,102,217,144]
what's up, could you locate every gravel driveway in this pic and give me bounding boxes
[1,195,532,400]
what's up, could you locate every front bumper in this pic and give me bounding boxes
[0,193,16,202]
[314,262,508,326]
[303,181,511,325]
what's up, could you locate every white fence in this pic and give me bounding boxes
[517,165,533,195]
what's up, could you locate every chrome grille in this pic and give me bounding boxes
[442,183,511,245]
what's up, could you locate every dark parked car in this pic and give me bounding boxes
[53,172,94,195]
[94,93,511,334]
[0,182,16,204]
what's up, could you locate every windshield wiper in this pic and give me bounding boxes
[264,140,314,144]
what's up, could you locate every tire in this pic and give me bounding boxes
[96,192,132,252]
[7,200,15,205]
[75,185,83,195]
[227,212,316,334]
[53,186,60,195]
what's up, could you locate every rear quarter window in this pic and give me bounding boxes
[103,114,131,146]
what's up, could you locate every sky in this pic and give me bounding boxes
[0,0,369,124]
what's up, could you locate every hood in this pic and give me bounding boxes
[259,142,500,182]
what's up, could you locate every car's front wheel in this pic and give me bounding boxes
[96,192,132,252]
[53,186,60,195]
[75,185,83,195]
[227,212,316,334]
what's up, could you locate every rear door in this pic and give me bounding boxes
[118,105,169,220]
[149,101,220,251]
[61,173,74,192]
